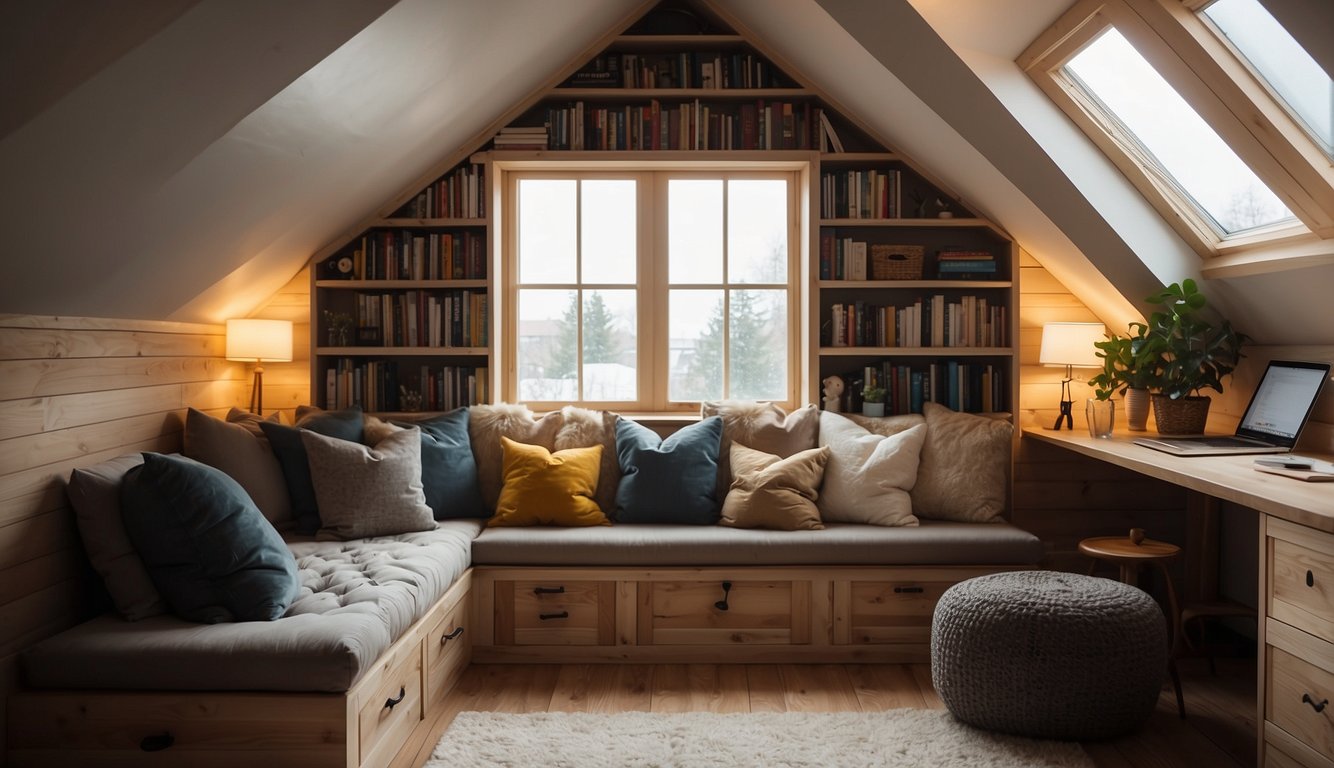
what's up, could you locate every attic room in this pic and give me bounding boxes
[2,0,1331,766]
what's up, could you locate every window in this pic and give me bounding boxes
[506,169,798,411]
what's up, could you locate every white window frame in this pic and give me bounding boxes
[499,163,804,413]
[1019,0,1334,275]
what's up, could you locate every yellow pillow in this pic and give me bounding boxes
[489,437,608,527]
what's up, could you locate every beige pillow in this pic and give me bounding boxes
[183,408,293,529]
[818,411,926,527]
[838,412,924,437]
[910,402,1011,522]
[553,406,620,519]
[468,404,563,511]
[301,427,435,540]
[701,401,820,502]
[719,442,830,531]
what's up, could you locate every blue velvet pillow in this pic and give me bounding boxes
[615,416,723,524]
[393,409,485,519]
[259,407,363,534]
[119,453,300,623]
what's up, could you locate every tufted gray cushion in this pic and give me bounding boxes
[931,571,1167,740]
[20,521,481,693]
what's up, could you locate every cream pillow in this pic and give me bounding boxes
[468,404,564,511]
[910,402,1011,522]
[817,411,926,527]
[719,442,830,531]
[701,401,820,502]
[301,427,435,540]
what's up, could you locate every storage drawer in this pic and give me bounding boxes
[425,590,470,705]
[357,639,423,767]
[638,580,810,645]
[495,580,615,646]
[1270,521,1334,645]
[1268,645,1334,764]
[846,580,953,645]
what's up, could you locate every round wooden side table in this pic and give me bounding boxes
[1079,530,1185,718]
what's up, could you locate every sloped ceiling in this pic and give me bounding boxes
[1,0,1329,346]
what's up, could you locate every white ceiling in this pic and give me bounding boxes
[0,0,1329,345]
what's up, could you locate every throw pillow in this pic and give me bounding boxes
[817,411,926,527]
[301,427,436,540]
[66,454,166,620]
[366,409,486,519]
[258,406,364,533]
[469,404,564,512]
[183,407,293,529]
[701,401,820,503]
[911,402,1012,523]
[489,437,608,527]
[554,406,620,519]
[224,406,284,438]
[119,453,300,623]
[615,416,722,524]
[719,442,830,531]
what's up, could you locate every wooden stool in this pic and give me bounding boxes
[1079,529,1186,718]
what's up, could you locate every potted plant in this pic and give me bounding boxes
[1087,323,1157,431]
[862,385,887,417]
[1139,279,1246,435]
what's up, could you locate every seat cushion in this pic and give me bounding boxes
[21,521,482,693]
[471,519,1044,567]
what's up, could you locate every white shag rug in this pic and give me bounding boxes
[426,710,1094,768]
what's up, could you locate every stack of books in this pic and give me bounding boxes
[936,249,997,280]
[493,126,548,151]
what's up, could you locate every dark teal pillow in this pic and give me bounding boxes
[393,409,485,519]
[259,407,363,534]
[120,453,299,623]
[615,416,723,524]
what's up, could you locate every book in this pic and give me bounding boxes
[818,110,844,153]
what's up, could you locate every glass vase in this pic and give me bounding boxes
[1086,398,1115,438]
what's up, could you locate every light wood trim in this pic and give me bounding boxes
[494,580,516,646]
[809,578,832,647]
[0,314,222,335]
[615,580,637,646]
[0,356,242,401]
[1264,721,1334,768]
[0,328,223,360]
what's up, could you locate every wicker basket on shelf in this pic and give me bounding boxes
[870,244,925,280]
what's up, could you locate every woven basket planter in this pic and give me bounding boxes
[1151,394,1211,435]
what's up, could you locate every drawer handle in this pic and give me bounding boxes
[1307,570,1315,588]
[715,581,732,611]
[140,732,174,752]
[533,586,566,595]
[1302,693,1328,713]
[894,586,924,594]
[385,686,406,710]
[440,626,464,645]
[539,611,569,621]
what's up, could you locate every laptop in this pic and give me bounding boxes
[1133,360,1331,456]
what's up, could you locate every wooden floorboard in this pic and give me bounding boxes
[406,659,1256,768]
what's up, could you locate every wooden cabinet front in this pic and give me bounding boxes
[638,580,811,646]
[356,638,423,768]
[844,579,952,646]
[495,580,616,646]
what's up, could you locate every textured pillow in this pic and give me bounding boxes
[301,427,436,540]
[911,402,1012,522]
[258,406,364,533]
[490,437,608,527]
[701,401,820,503]
[719,442,830,531]
[554,406,620,518]
[839,412,924,438]
[66,454,166,620]
[615,416,722,524]
[224,406,284,437]
[119,453,300,623]
[366,410,486,519]
[817,411,926,527]
[183,408,293,528]
[469,404,564,511]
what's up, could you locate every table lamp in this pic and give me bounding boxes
[226,319,293,416]
[1039,321,1104,430]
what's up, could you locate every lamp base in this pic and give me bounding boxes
[1050,399,1074,430]
[249,365,265,416]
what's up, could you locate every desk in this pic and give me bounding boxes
[1024,429,1334,768]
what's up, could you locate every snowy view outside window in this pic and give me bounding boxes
[514,175,790,406]
[1064,27,1295,235]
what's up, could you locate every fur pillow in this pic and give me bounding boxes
[554,406,620,518]
[468,404,563,511]
[910,402,1011,522]
[701,401,820,503]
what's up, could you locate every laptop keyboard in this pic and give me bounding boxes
[1177,437,1268,448]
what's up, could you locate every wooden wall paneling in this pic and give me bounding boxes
[0,314,240,763]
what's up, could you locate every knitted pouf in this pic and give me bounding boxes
[931,570,1167,740]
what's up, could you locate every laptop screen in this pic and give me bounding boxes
[1236,360,1330,443]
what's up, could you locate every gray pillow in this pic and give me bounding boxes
[183,408,293,529]
[120,453,300,623]
[302,427,436,540]
[259,406,364,533]
[66,454,166,620]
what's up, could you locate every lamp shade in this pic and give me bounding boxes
[1038,322,1104,368]
[225,319,293,362]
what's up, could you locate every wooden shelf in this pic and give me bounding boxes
[316,280,488,290]
[818,280,1011,290]
[611,34,746,47]
[819,218,992,227]
[318,346,490,357]
[819,347,1013,357]
[819,152,901,162]
[372,217,487,227]
[547,87,811,100]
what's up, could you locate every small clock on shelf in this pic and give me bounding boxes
[320,255,356,280]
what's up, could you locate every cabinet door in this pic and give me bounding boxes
[1269,520,1334,644]
[1266,643,1334,765]
[845,580,953,645]
[495,580,616,646]
[638,580,811,645]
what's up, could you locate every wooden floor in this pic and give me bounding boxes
[392,656,1257,768]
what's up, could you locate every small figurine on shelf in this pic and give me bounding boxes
[399,386,422,413]
[322,311,354,347]
[862,385,887,417]
[821,375,845,412]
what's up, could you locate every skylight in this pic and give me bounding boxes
[1201,0,1333,159]
[1063,27,1295,236]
